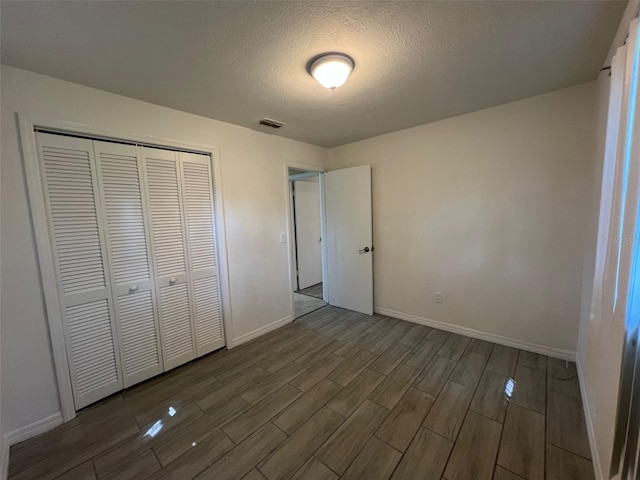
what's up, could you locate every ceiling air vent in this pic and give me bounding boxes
[258,117,286,129]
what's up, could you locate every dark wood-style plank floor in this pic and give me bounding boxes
[8,306,595,480]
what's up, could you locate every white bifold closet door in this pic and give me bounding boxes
[36,132,224,410]
[37,133,123,409]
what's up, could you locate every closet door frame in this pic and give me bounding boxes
[19,113,233,422]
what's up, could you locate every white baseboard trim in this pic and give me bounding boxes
[232,314,294,348]
[1,434,9,480]
[5,412,63,447]
[576,354,604,480]
[374,306,576,361]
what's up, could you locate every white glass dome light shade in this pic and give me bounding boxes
[310,54,354,89]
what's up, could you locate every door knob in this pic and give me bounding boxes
[359,247,370,254]
[129,285,139,293]
[169,278,177,285]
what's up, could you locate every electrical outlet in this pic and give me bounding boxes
[435,292,444,303]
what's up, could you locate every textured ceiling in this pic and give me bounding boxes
[0,1,625,147]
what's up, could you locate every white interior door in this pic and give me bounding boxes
[325,165,373,315]
[294,179,323,290]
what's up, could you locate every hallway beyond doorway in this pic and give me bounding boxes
[293,292,326,319]
[297,282,323,299]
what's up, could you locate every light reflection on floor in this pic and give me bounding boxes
[144,406,178,438]
[505,377,515,400]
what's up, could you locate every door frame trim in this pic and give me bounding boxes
[18,113,233,422]
[283,162,328,318]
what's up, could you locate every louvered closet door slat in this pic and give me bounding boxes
[146,159,187,277]
[95,141,163,387]
[182,159,217,271]
[193,276,223,349]
[143,147,196,370]
[159,283,195,360]
[181,153,225,355]
[37,132,122,409]
[44,148,105,294]
[117,292,161,375]
[66,299,119,394]
[97,144,151,284]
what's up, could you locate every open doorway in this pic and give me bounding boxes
[288,168,328,319]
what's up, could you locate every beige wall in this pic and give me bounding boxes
[329,82,598,357]
[0,65,326,436]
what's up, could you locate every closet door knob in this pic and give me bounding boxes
[129,285,139,293]
[169,278,177,285]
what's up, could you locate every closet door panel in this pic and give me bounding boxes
[37,132,122,409]
[116,291,160,379]
[181,153,224,354]
[95,141,162,386]
[66,299,120,405]
[158,283,195,360]
[145,153,187,279]
[192,275,223,352]
[182,158,216,272]
[143,147,196,369]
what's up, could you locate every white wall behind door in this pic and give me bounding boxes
[0,65,327,437]
[329,82,598,354]
[294,178,322,290]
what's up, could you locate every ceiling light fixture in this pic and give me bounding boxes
[309,53,354,90]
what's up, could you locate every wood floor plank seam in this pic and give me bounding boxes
[545,440,593,461]
[495,464,531,480]
[383,424,425,479]
[310,454,343,479]
[276,379,344,435]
